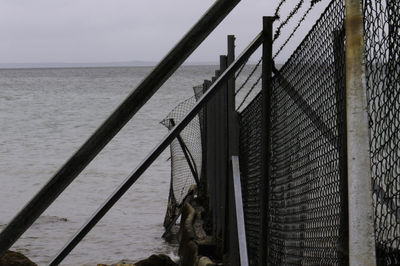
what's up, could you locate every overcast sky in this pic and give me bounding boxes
[0,0,331,64]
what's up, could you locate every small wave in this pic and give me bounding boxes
[36,215,68,224]
[0,95,13,101]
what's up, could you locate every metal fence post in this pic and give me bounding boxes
[226,34,241,266]
[199,79,211,201]
[260,16,273,266]
[227,35,238,157]
[333,27,349,266]
[216,55,228,256]
[345,1,376,265]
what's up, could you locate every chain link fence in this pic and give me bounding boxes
[268,0,347,263]
[239,93,263,266]
[363,0,400,265]
[238,0,347,264]
[161,0,400,264]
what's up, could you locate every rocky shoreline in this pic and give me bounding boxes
[0,187,219,266]
[0,250,37,266]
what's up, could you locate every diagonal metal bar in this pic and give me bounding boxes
[169,118,200,186]
[272,65,339,149]
[48,31,264,265]
[0,0,241,257]
[373,181,400,224]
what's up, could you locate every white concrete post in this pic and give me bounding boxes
[345,0,376,265]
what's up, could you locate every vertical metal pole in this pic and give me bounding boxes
[205,77,217,240]
[345,1,376,265]
[226,34,241,265]
[227,35,238,157]
[216,55,228,257]
[198,80,210,200]
[333,27,349,266]
[260,16,273,266]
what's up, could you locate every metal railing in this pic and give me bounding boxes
[48,30,263,265]
[0,0,241,263]
[0,28,263,266]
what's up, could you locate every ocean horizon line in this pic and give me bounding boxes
[0,60,221,70]
[0,59,267,70]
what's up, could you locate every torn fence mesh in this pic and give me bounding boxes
[160,87,204,229]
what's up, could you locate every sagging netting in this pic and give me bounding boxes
[363,0,400,265]
[161,89,204,229]
[238,0,347,264]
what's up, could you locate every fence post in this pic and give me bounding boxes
[205,77,217,244]
[226,34,241,265]
[345,1,376,266]
[260,16,273,266]
[216,55,228,257]
[227,35,238,157]
[333,27,349,265]
[198,80,211,199]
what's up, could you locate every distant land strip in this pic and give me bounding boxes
[0,60,265,69]
[0,61,222,69]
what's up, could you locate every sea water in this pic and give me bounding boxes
[0,65,217,265]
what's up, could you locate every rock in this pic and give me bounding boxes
[0,250,37,266]
[134,254,177,266]
[179,241,197,266]
[197,256,215,266]
[98,254,177,266]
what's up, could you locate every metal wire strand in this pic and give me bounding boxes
[235,57,250,79]
[273,3,314,59]
[236,74,262,111]
[235,58,262,96]
[274,0,305,41]
[274,0,289,18]
[238,1,348,264]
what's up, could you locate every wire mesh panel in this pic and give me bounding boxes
[363,0,400,265]
[161,91,203,228]
[267,0,347,264]
[239,93,263,266]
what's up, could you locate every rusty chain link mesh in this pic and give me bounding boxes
[158,0,400,263]
[161,89,204,228]
[363,0,400,265]
[239,0,347,265]
[268,0,346,264]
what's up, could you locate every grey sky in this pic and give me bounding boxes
[0,0,330,64]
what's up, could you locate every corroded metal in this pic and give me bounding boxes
[260,16,273,266]
[345,0,376,265]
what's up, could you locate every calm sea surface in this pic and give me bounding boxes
[0,65,217,265]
